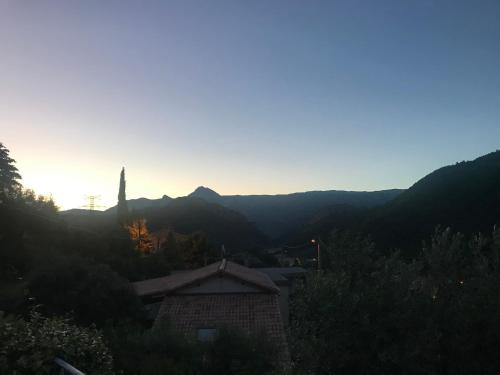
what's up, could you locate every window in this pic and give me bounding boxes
[197,328,217,342]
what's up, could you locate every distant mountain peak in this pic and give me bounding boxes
[189,186,221,201]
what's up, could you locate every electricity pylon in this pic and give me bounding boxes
[82,195,105,211]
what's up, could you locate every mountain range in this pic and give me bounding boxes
[187,186,403,238]
[61,186,402,250]
[100,186,403,240]
[61,150,500,254]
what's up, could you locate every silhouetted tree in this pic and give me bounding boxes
[0,142,22,201]
[291,228,500,375]
[117,167,129,224]
[161,229,184,268]
[182,232,214,268]
[28,256,144,326]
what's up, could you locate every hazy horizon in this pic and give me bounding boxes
[2,0,499,209]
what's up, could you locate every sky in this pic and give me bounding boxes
[1,0,499,210]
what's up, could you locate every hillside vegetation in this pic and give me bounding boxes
[363,150,500,253]
[295,151,500,254]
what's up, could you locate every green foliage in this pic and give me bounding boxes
[137,250,172,279]
[0,191,58,282]
[0,142,22,199]
[202,327,282,375]
[0,311,114,374]
[159,229,184,268]
[9,188,58,214]
[28,256,144,326]
[106,323,282,375]
[106,322,201,375]
[0,281,27,314]
[290,228,500,375]
[418,228,500,374]
[181,231,216,268]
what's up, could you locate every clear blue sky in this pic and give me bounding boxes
[1,0,499,209]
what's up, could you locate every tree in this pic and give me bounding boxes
[203,327,282,375]
[291,233,424,375]
[0,142,22,200]
[27,256,144,326]
[106,323,282,375]
[128,218,153,254]
[182,232,215,268]
[160,229,184,268]
[418,228,500,375]
[117,167,129,224]
[290,228,500,375]
[0,311,114,374]
[106,321,201,375]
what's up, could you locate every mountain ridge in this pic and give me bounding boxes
[295,150,500,254]
[99,187,403,239]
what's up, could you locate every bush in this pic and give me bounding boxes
[290,228,500,375]
[203,327,282,375]
[106,323,283,375]
[106,322,201,375]
[28,256,144,326]
[0,311,114,374]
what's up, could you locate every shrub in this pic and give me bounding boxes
[0,311,114,374]
[28,256,144,326]
[106,323,283,375]
[106,321,201,375]
[203,327,282,375]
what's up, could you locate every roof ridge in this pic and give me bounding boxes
[133,259,280,297]
[224,261,280,294]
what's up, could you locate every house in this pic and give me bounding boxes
[132,259,290,363]
[256,267,307,326]
[264,244,318,267]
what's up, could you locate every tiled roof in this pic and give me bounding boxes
[133,259,280,297]
[156,293,290,362]
[256,267,307,284]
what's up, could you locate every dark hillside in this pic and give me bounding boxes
[105,195,172,214]
[143,197,267,250]
[190,188,403,238]
[362,150,500,253]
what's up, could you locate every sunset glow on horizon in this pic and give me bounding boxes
[2,1,499,210]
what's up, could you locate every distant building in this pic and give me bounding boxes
[256,267,307,326]
[265,244,318,268]
[132,260,294,364]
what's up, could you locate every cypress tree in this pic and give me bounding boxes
[117,167,128,224]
